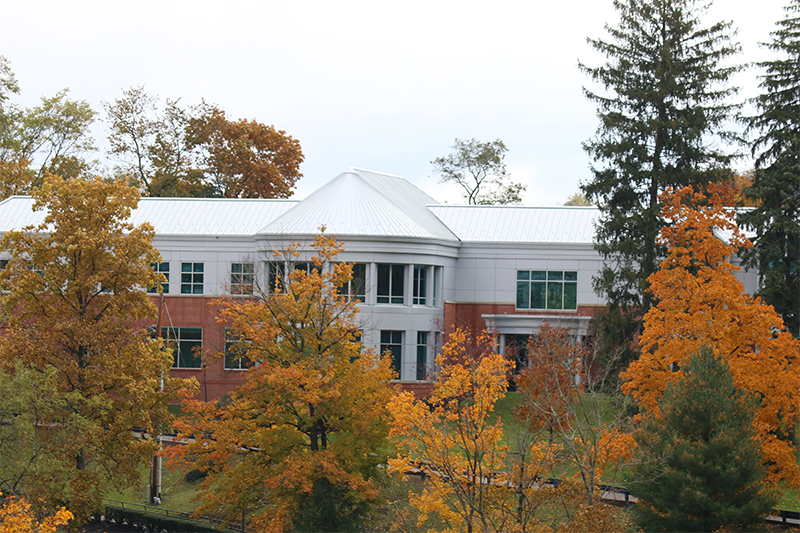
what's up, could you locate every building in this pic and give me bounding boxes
[0,168,758,399]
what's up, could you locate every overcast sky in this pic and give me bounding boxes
[0,0,790,205]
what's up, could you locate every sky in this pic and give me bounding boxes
[0,0,790,205]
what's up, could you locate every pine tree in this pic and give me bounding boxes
[628,345,776,532]
[580,0,741,363]
[738,0,800,338]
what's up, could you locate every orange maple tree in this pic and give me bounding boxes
[622,185,800,487]
[164,235,393,532]
[515,321,585,437]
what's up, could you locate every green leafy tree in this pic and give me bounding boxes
[628,345,776,532]
[580,0,742,364]
[431,138,526,205]
[0,176,190,524]
[0,58,96,190]
[738,0,800,338]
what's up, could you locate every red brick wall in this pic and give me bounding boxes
[156,295,436,401]
[154,295,248,402]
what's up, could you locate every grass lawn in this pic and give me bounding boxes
[108,390,800,527]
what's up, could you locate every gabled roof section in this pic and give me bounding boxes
[0,196,47,230]
[0,196,297,237]
[258,168,459,241]
[429,205,600,244]
[131,198,296,236]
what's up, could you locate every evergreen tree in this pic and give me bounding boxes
[628,345,776,532]
[580,0,741,364]
[738,0,800,338]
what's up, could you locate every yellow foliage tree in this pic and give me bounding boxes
[0,494,72,533]
[622,185,800,487]
[389,328,561,533]
[164,234,394,533]
[0,176,189,523]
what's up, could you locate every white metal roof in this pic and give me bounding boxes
[429,205,600,244]
[0,196,298,236]
[258,168,459,241]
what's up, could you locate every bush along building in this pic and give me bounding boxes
[0,168,759,399]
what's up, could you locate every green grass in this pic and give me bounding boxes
[108,390,800,524]
[105,462,202,513]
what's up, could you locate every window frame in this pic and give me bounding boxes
[224,328,253,370]
[416,331,428,380]
[148,262,170,294]
[413,265,427,306]
[180,262,204,295]
[377,264,405,305]
[516,270,578,310]
[162,326,203,368]
[338,262,366,302]
[380,330,403,376]
[230,262,254,295]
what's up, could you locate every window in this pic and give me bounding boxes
[181,263,204,294]
[162,327,202,368]
[338,263,366,302]
[432,267,440,307]
[516,270,577,310]
[267,262,285,292]
[224,328,253,370]
[148,262,170,293]
[293,262,321,275]
[413,265,427,305]
[381,330,403,375]
[377,264,404,304]
[416,331,428,380]
[230,262,254,294]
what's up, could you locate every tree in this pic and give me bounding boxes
[0,493,72,533]
[431,138,526,205]
[0,176,188,523]
[563,192,593,206]
[738,0,800,338]
[389,328,564,533]
[190,109,303,198]
[164,235,394,533]
[13,90,97,181]
[628,345,777,532]
[514,322,634,510]
[105,87,303,198]
[0,58,96,191]
[580,0,742,363]
[622,185,800,487]
[0,56,20,161]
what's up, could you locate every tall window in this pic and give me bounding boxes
[267,262,285,292]
[381,330,403,375]
[224,328,253,370]
[432,267,440,307]
[181,262,204,294]
[377,264,404,304]
[416,331,428,380]
[230,262,254,294]
[516,270,577,310]
[338,263,366,302]
[163,327,202,368]
[148,262,169,293]
[413,265,427,305]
